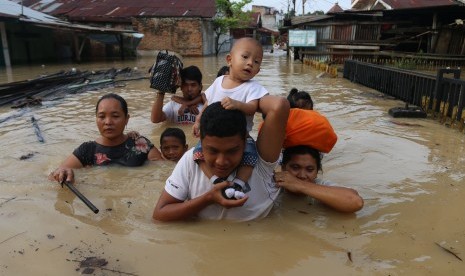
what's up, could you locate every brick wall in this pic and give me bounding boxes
[133,17,206,56]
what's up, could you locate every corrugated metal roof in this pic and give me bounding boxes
[21,0,216,22]
[291,15,334,26]
[353,0,464,10]
[0,0,136,33]
[382,0,462,9]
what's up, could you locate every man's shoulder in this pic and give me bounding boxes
[176,148,196,168]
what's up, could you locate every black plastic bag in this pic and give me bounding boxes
[149,50,183,93]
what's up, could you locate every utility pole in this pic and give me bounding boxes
[302,0,306,15]
[287,0,290,17]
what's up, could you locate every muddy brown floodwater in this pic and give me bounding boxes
[1,51,465,275]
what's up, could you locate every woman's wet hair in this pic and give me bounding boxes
[282,145,323,172]
[216,66,230,77]
[287,88,313,109]
[200,102,247,140]
[160,127,186,145]
[181,65,202,85]
[96,93,128,116]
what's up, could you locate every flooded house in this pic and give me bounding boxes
[0,0,137,66]
[287,0,465,68]
[230,9,280,48]
[21,0,220,57]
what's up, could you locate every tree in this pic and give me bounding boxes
[213,0,252,56]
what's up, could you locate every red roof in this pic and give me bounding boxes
[327,3,344,13]
[24,0,217,22]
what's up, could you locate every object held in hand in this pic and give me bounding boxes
[60,179,99,214]
[211,176,248,200]
[149,50,183,93]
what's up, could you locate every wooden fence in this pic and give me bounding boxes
[343,60,465,132]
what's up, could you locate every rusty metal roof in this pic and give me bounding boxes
[0,0,135,33]
[327,3,344,13]
[378,0,463,9]
[352,0,464,10]
[21,0,217,22]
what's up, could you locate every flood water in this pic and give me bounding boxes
[1,52,465,275]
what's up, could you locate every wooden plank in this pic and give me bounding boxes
[327,45,380,50]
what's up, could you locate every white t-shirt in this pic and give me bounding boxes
[204,76,268,132]
[162,101,203,124]
[164,148,281,221]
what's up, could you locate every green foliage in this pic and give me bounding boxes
[307,10,324,15]
[213,0,252,55]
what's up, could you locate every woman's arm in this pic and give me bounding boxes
[48,154,83,184]
[274,171,364,213]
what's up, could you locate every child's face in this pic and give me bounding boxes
[160,137,187,162]
[226,40,263,82]
[283,153,318,182]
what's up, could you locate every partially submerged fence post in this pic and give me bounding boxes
[343,60,465,133]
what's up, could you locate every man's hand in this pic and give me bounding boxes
[127,131,141,139]
[209,180,248,208]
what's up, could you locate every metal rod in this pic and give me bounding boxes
[62,180,99,214]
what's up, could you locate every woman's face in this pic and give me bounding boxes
[96,98,129,140]
[283,153,318,182]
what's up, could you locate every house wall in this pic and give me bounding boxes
[5,23,55,63]
[133,17,215,56]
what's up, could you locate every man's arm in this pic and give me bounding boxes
[151,92,167,123]
[153,181,247,221]
[256,95,290,162]
[274,171,364,213]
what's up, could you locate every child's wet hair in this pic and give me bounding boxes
[160,127,186,145]
[217,66,229,77]
[200,102,247,140]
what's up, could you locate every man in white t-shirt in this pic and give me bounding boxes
[153,96,290,221]
[151,66,203,124]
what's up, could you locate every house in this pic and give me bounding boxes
[20,0,220,57]
[251,5,283,31]
[230,11,279,47]
[0,0,137,66]
[287,0,465,66]
[351,0,465,11]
